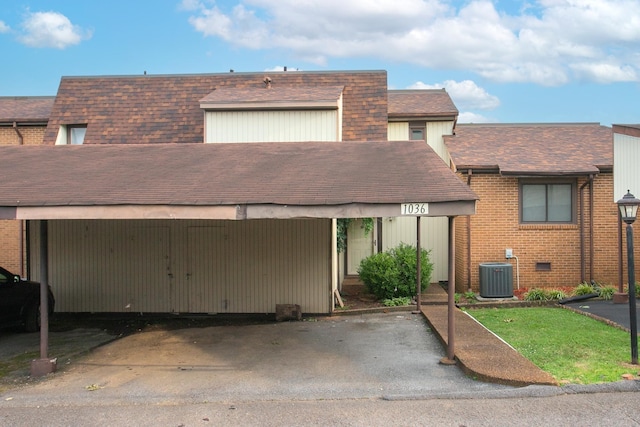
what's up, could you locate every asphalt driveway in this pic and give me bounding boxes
[1,312,512,406]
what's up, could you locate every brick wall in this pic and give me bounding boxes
[0,125,46,273]
[455,172,626,293]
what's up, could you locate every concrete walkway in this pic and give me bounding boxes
[419,285,558,387]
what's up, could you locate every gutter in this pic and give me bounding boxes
[466,170,472,291]
[12,121,24,144]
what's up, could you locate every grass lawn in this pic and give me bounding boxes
[467,306,638,384]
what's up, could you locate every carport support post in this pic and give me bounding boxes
[416,216,421,309]
[446,216,456,362]
[30,220,57,377]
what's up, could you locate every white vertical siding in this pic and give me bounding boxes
[388,122,408,140]
[381,216,449,283]
[387,121,453,163]
[44,220,171,312]
[614,132,640,202]
[381,120,454,284]
[426,121,454,162]
[346,219,374,274]
[35,218,332,314]
[205,111,339,143]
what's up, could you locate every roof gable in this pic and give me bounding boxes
[445,123,613,175]
[613,124,640,138]
[388,90,458,120]
[44,71,388,145]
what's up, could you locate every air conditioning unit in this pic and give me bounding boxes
[479,263,513,298]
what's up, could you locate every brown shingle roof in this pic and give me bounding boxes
[613,124,640,138]
[445,123,612,175]
[200,86,344,105]
[0,96,54,123]
[388,90,458,118]
[44,71,388,145]
[0,141,476,208]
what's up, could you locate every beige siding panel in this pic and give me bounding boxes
[388,122,409,141]
[27,221,41,282]
[220,219,331,313]
[426,121,454,162]
[46,220,171,312]
[346,219,374,274]
[387,121,453,163]
[33,218,332,314]
[382,216,449,283]
[185,224,227,313]
[614,133,640,202]
[205,111,338,143]
[181,219,332,314]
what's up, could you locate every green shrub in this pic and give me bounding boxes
[464,290,477,303]
[454,293,461,304]
[358,243,432,300]
[546,289,567,300]
[623,283,640,298]
[597,285,616,300]
[574,282,596,296]
[382,296,412,306]
[524,288,549,301]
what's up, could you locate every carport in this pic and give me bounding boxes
[0,140,476,375]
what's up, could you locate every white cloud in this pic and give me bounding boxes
[18,11,92,49]
[457,111,497,124]
[0,21,9,33]
[570,61,638,83]
[184,0,640,85]
[264,66,301,72]
[409,80,500,110]
[178,0,204,11]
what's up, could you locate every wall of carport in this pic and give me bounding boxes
[29,218,332,314]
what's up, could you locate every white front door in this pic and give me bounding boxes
[347,219,374,275]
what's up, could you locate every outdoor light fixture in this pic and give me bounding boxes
[619,191,640,225]
[617,190,640,364]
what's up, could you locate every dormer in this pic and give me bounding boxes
[387,89,459,161]
[199,81,344,143]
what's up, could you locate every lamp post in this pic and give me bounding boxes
[617,190,640,364]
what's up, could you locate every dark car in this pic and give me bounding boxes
[0,266,54,332]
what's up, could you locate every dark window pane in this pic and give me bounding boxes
[410,128,424,140]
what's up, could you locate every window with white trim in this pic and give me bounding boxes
[67,125,87,145]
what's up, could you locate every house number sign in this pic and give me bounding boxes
[401,203,429,216]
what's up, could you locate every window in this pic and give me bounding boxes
[409,122,425,141]
[520,181,575,223]
[67,125,87,145]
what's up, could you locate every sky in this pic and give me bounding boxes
[0,0,639,126]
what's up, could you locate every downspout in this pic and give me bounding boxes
[578,175,594,283]
[589,175,595,281]
[466,170,472,291]
[13,122,25,277]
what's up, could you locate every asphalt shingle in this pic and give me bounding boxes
[0,141,477,208]
[445,123,612,175]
